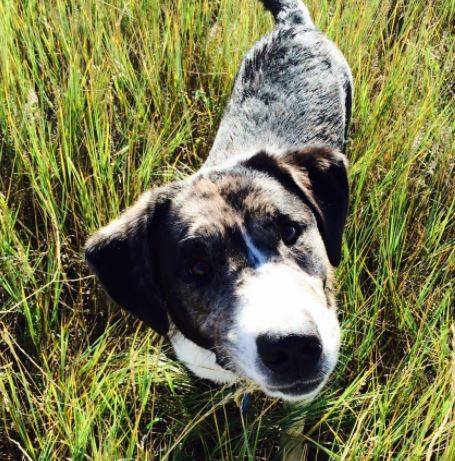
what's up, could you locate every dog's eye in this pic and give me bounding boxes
[189,260,211,278]
[280,223,300,245]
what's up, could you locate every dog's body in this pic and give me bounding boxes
[206,2,352,169]
[86,0,352,401]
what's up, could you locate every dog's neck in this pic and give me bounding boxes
[170,331,238,384]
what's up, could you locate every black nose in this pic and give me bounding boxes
[256,334,322,379]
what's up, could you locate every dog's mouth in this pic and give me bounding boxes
[264,378,324,398]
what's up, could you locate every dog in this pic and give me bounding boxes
[85,0,352,402]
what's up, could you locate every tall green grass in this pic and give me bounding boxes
[0,0,453,459]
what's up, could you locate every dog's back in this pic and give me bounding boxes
[205,0,352,168]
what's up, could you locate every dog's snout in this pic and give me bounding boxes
[256,333,322,378]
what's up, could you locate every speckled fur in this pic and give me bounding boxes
[85,0,352,399]
[204,0,353,169]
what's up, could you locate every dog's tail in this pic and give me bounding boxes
[259,0,315,28]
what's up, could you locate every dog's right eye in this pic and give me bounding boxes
[280,222,300,245]
[189,260,211,278]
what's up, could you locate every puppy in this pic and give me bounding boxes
[85,0,352,402]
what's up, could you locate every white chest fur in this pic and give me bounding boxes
[170,332,239,384]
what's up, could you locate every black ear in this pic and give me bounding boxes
[85,187,175,335]
[282,146,349,266]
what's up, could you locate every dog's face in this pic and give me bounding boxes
[85,146,348,401]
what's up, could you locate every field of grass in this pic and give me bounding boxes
[0,0,453,459]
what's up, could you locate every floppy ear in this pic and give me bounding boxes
[84,186,175,335]
[282,146,349,266]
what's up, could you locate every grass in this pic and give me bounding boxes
[0,0,453,459]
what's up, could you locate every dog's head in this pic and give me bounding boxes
[85,146,348,401]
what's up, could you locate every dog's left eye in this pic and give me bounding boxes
[189,260,211,278]
[280,223,300,245]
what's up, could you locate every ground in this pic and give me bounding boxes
[0,0,453,459]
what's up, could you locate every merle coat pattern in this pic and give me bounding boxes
[85,0,352,401]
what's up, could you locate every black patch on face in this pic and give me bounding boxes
[155,203,249,354]
[242,152,322,232]
[242,147,349,266]
[245,212,281,255]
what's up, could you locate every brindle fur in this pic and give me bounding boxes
[85,0,352,398]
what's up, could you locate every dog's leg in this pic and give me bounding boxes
[280,422,307,461]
